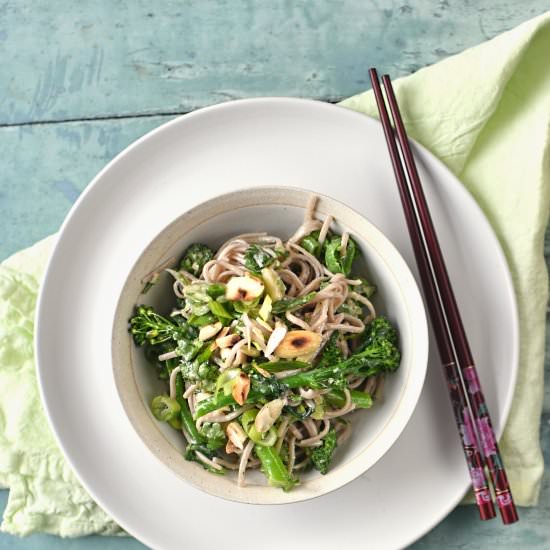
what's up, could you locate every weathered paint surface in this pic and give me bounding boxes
[0,1,548,548]
[1,1,550,124]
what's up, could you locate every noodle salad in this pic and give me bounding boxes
[129,196,401,491]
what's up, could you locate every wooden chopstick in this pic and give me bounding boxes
[368,67,512,522]
[377,71,518,524]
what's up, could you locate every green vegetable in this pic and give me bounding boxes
[232,296,261,314]
[257,360,310,373]
[208,300,233,322]
[150,395,181,423]
[141,272,160,294]
[338,299,363,317]
[324,236,358,276]
[175,373,202,443]
[174,373,224,473]
[188,313,217,327]
[281,317,400,389]
[357,316,398,352]
[206,283,226,299]
[240,409,258,433]
[176,338,204,361]
[129,305,186,346]
[311,396,325,419]
[194,392,237,418]
[355,277,377,299]
[196,344,214,363]
[184,444,225,475]
[180,359,219,386]
[271,292,317,314]
[326,389,373,409]
[194,374,288,419]
[283,401,314,420]
[215,367,241,395]
[199,422,227,451]
[179,244,214,277]
[316,332,343,369]
[239,409,276,446]
[143,341,174,379]
[249,425,277,447]
[261,267,286,301]
[183,283,212,316]
[258,294,272,321]
[300,230,322,257]
[311,428,337,474]
[244,245,275,273]
[255,445,297,491]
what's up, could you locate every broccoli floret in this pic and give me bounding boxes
[199,422,227,451]
[311,428,337,474]
[244,245,275,273]
[324,236,359,276]
[359,316,398,350]
[316,332,344,369]
[129,305,185,346]
[179,244,214,277]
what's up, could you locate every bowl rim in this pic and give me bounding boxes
[111,184,429,505]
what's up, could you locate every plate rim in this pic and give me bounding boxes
[35,97,519,549]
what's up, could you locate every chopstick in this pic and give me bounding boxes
[369,68,518,524]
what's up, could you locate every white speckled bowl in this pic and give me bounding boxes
[112,186,428,505]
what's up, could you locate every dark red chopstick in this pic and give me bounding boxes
[377,72,518,524]
[367,68,494,522]
[369,68,517,523]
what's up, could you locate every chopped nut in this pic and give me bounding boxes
[275,330,322,358]
[216,333,241,348]
[226,421,248,450]
[255,398,285,433]
[231,372,250,405]
[226,276,264,301]
[198,322,223,341]
[265,322,288,357]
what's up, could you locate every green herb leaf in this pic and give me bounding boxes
[271,292,317,313]
[244,245,276,273]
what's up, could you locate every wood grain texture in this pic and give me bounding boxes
[0,117,171,258]
[2,0,550,125]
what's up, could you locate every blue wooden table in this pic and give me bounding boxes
[1,2,549,548]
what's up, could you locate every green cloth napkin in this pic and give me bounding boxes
[1,11,549,536]
[0,236,122,536]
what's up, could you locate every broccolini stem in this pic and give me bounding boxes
[255,445,296,491]
[194,392,236,419]
[327,389,373,409]
[175,372,202,442]
[194,390,268,419]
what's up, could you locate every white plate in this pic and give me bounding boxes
[36,98,518,550]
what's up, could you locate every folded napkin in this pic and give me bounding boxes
[1,11,549,536]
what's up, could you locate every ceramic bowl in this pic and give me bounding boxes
[111,186,428,504]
